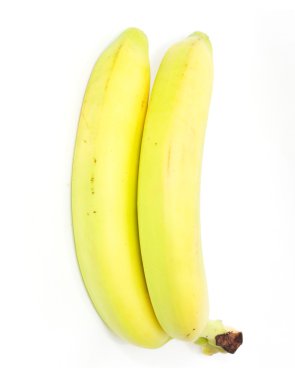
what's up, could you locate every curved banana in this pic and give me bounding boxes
[138,32,213,342]
[71,28,169,348]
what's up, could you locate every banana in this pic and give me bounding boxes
[138,32,214,342]
[71,28,169,348]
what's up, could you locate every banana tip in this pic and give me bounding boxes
[121,27,148,45]
[215,331,243,354]
[189,31,212,52]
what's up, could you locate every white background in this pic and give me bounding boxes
[0,0,295,375]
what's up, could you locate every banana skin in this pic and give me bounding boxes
[138,32,214,342]
[71,28,169,348]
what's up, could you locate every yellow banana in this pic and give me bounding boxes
[71,28,169,348]
[138,32,213,342]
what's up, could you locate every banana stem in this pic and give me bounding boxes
[195,320,243,355]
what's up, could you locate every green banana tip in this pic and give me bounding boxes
[121,27,148,46]
[189,31,212,52]
[195,320,243,355]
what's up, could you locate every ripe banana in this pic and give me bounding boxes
[71,28,169,348]
[138,32,213,342]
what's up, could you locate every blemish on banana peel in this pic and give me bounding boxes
[90,177,95,194]
[215,331,243,354]
[185,328,196,338]
[93,158,97,163]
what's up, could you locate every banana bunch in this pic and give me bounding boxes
[71,28,242,354]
